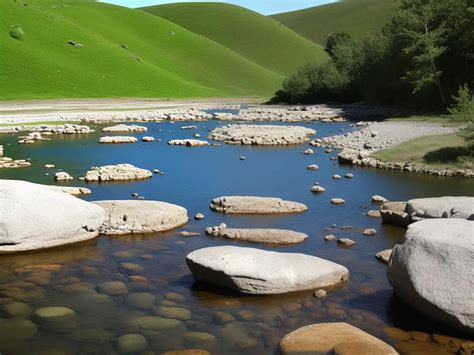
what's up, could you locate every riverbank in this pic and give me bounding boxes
[319,120,473,178]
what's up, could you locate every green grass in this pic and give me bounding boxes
[271,0,398,45]
[373,134,473,170]
[0,0,284,100]
[141,2,329,76]
[387,115,460,125]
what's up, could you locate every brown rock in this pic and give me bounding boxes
[280,323,397,354]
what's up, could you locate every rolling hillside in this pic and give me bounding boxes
[0,0,283,100]
[271,0,398,46]
[141,2,329,76]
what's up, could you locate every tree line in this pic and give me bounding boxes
[274,0,473,107]
[273,0,473,150]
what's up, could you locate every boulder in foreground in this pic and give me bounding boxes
[387,219,474,333]
[279,322,397,354]
[93,200,188,235]
[0,180,104,253]
[210,196,307,214]
[186,246,349,295]
[205,224,308,245]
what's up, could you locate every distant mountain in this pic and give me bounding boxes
[271,0,398,46]
[142,2,329,77]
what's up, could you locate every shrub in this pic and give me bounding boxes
[9,25,24,41]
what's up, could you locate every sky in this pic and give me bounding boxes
[100,0,335,15]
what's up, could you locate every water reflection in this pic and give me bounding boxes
[0,120,473,354]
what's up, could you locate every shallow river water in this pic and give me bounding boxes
[0,119,473,354]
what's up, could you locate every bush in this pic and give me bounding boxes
[449,84,474,152]
[9,25,24,41]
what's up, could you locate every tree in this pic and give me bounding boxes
[387,0,447,105]
[449,84,474,152]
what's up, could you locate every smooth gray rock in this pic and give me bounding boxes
[387,219,474,333]
[406,196,474,220]
[186,246,349,295]
[206,225,308,245]
[210,196,307,214]
[93,200,188,235]
[0,180,105,253]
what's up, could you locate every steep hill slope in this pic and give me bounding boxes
[0,0,282,100]
[271,0,397,45]
[141,2,329,76]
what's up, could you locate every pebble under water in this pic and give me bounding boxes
[0,119,473,354]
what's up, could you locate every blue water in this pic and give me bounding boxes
[0,120,472,354]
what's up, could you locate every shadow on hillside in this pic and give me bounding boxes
[423,146,470,164]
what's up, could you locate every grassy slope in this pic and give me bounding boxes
[373,134,472,170]
[141,2,329,76]
[271,0,397,45]
[0,0,282,100]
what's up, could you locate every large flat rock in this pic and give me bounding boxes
[186,246,349,294]
[206,224,308,245]
[406,196,474,220]
[279,322,397,354]
[85,164,152,182]
[102,124,147,133]
[0,180,105,253]
[93,200,188,235]
[208,124,316,145]
[210,196,308,214]
[387,219,474,333]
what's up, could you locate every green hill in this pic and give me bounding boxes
[0,0,283,100]
[141,2,329,76]
[271,0,398,46]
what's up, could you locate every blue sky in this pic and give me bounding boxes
[101,0,335,15]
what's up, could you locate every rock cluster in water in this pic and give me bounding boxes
[84,164,152,182]
[379,197,473,227]
[208,124,316,145]
[186,246,349,294]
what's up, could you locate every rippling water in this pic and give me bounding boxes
[0,119,473,354]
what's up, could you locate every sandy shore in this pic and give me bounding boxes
[321,121,460,152]
[0,98,261,125]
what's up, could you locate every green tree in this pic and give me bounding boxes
[449,84,474,151]
[387,0,448,104]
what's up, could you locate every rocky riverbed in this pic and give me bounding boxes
[0,116,472,354]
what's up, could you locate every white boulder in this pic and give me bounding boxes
[387,219,474,333]
[186,246,349,295]
[93,200,188,235]
[0,180,105,253]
